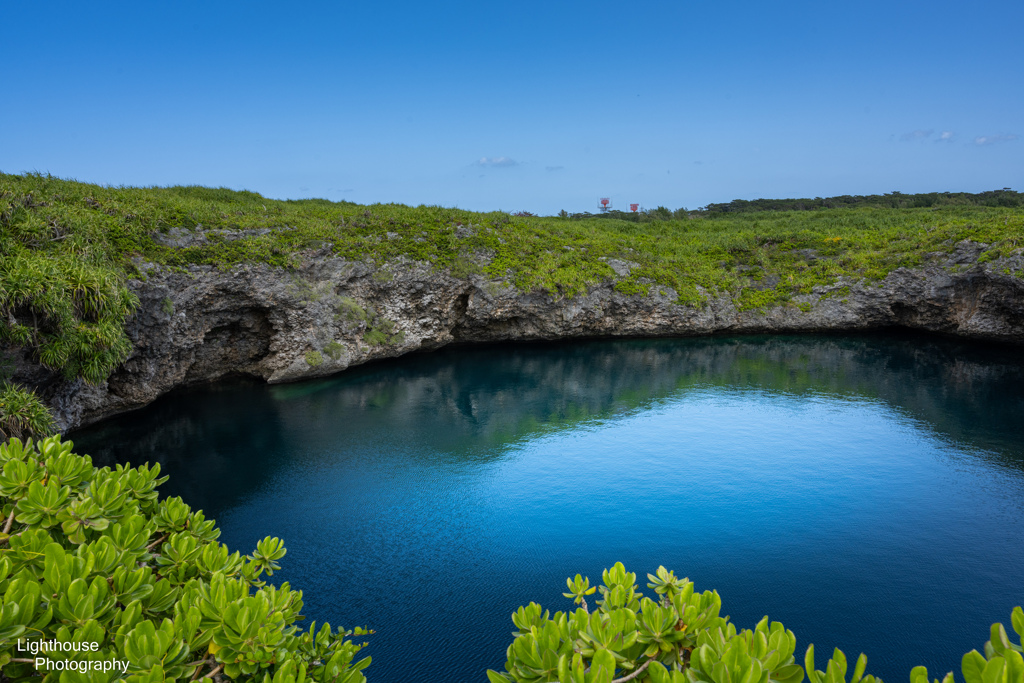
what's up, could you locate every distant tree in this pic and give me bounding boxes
[700,189,1024,214]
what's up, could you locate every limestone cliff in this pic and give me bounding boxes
[17,239,1024,433]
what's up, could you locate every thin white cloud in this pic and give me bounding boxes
[936,131,954,143]
[900,129,933,142]
[974,133,1018,146]
[477,156,518,167]
[545,165,564,171]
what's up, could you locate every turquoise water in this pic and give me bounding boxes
[71,333,1024,683]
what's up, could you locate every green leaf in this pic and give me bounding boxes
[1004,651,1024,683]
[1012,607,1024,641]
[852,654,868,683]
[830,648,848,679]
[806,645,821,683]
[774,663,806,683]
[648,661,671,683]
[991,623,1012,655]
[911,666,930,683]
[980,657,1005,683]
[587,648,617,683]
[740,659,765,683]
[963,650,988,683]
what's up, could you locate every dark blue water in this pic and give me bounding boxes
[71,333,1024,683]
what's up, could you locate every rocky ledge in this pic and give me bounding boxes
[16,240,1024,433]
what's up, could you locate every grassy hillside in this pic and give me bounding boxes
[2,172,1023,437]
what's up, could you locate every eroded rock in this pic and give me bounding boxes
[17,244,1024,432]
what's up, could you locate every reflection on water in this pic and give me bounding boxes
[71,332,1024,683]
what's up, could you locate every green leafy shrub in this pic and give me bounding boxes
[0,252,137,385]
[488,563,1024,683]
[736,286,789,312]
[822,286,851,299]
[614,280,650,297]
[0,383,55,441]
[323,341,345,362]
[449,253,483,279]
[335,298,368,324]
[362,314,404,346]
[362,329,388,346]
[0,435,372,682]
[334,299,404,347]
[304,351,324,367]
[910,609,1024,683]
[288,276,334,304]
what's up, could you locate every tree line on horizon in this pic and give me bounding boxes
[559,188,1023,222]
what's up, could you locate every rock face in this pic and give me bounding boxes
[18,241,1024,433]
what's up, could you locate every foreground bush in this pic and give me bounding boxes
[0,435,371,682]
[488,564,1023,683]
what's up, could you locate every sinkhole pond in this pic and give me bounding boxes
[70,332,1024,683]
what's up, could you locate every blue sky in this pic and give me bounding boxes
[2,0,1021,215]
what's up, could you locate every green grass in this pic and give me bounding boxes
[2,171,1023,428]
[4,172,1023,304]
